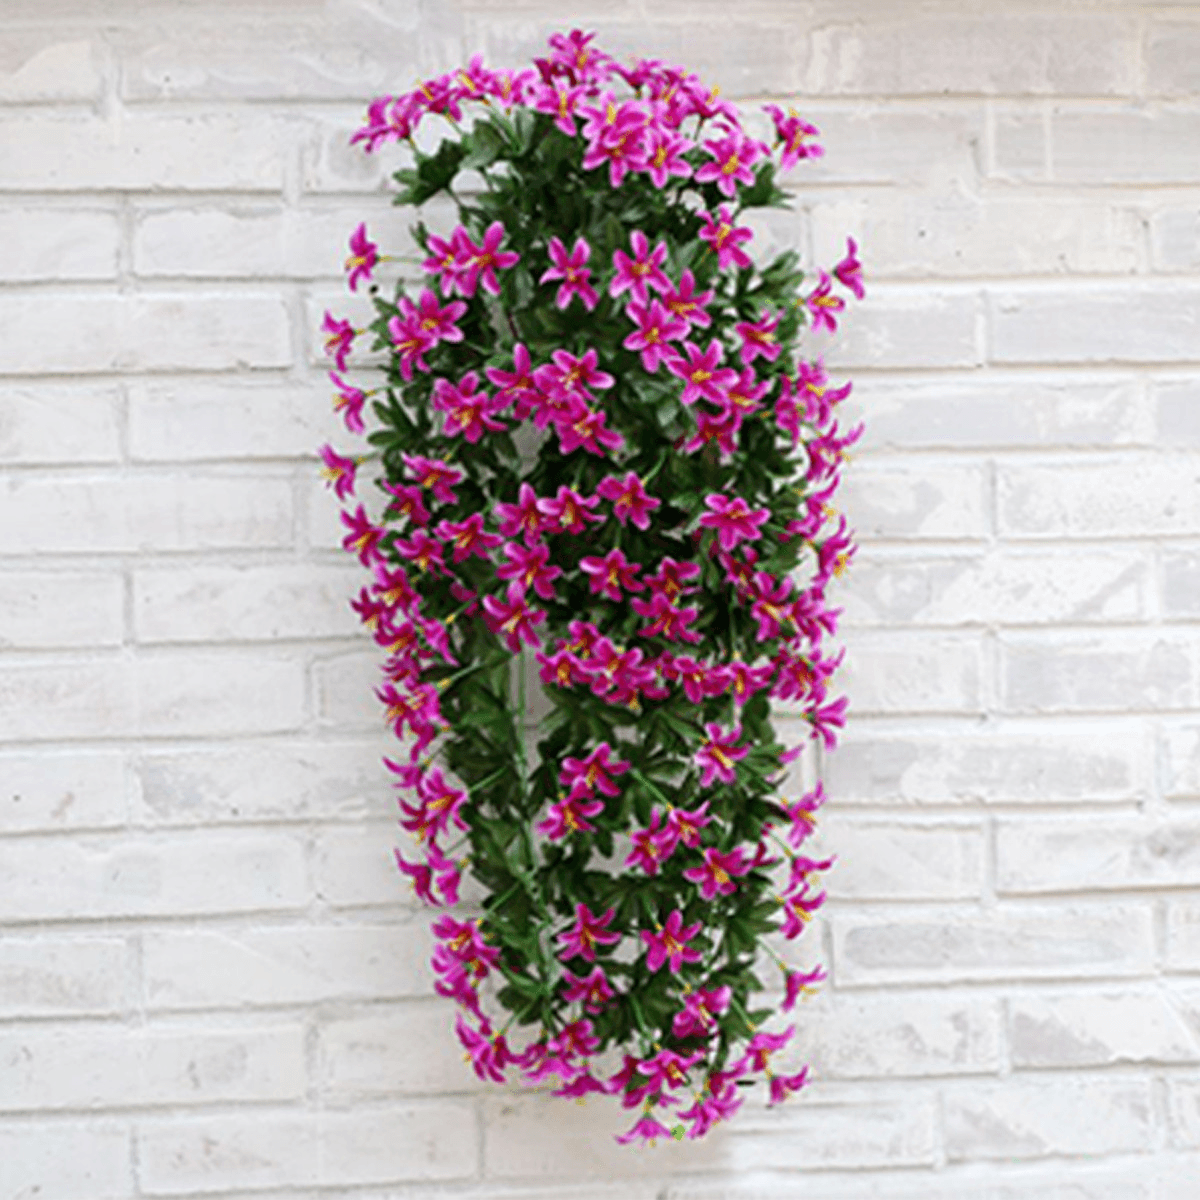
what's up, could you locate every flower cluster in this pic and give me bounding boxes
[319,29,862,1145]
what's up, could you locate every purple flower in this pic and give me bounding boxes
[641,909,703,973]
[698,206,753,271]
[694,722,748,788]
[609,230,672,304]
[540,236,599,310]
[344,222,379,291]
[623,298,688,372]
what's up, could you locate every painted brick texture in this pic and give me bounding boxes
[1,1,1198,1198]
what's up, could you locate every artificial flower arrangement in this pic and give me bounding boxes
[319,29,862,1145]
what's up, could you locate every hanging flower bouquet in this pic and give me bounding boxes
[319,29,863,1144]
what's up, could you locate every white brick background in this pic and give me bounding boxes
[1,0,1198,1196]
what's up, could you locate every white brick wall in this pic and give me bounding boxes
[1,1,1198,1196]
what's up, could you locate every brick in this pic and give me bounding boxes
[998,457,1200,538]
[811,192,1141,279]
[1163,549,1200,619]
[1171,1079,1200,1148]
[138,1103,477,1192]
[0,570,124,649]
[998,818,1200,895]
[819,287,981,371]
[999,633,1197,713]
[0,473,293,554]
[1009,989,1200,1068]
[835,631,983,715]
[0,291,291,374]
[842,549,1149,628]
[132,738,386,825]
[318,1002,479,1098]
[2,751,126,832]
[796,991,1001,1080]
[133,563,362,643]
[796,106,985,188]
[0,385,122,464]
[0,33,104,102]
[0,111,290,191]
[0,208,119,281]
[1158,380,1200,445]
[314,648,381,727]
[0,1024,305,1112]
[990,285,1200,365]
[313,822,411,908]
[821,817,984,900]
[944,1079,1153,1162]
[1148,20,1200,97]
[1163,723,1200,800]
[0,830,307,922]
[854,376,1151,451]
[115,8,425,101]
[0,1122,131,1199]
[1150,205,1200,273]
[144,922,431,1009]
[1166,900,1200,970]
[838,461,989,540]
[308,470,352,551]
[1052,110,1200,185]
[131,201,407,280]
[303,289,387,367]
[832,905,1153,987]
[992,108,1049,181]
[302,115,394,194]
[803,16,1136,96]
[0,936,130,1018]
[827,724,1145,807]
[0,658,135,742]
[128,377,339,462]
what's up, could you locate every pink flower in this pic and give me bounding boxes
[695,722,748,788]
[434,512,502,563]
[318,444,357,501]
[344,222,379,291]
[536,646,588,689]
[806,270,845,334]
[402,453,463,504]
[340,504,385,565]
[421,227,472,296]
[667,339,738,406]
[393,528,446,574]
[683,846,752,900]
[322,312,356,371]
[623,298,688,372]
[399,766,466,841]
[387,313,435,382]
[615,1113,674,1146]
[540,236,599,311]
[432,372,507,443]
[671,985,732,1038]
[485,342,538,416]
[728,659,775,703]
[782,964,827,1012]
[382,481,430,528]
[538,793,605,840]
[481,584,545,652]
[596,471,661,530]
[698,205,753,271]
[665,801,712,849]
[536,347,614,402]
[741,1027,793,1073]
[808,695,849,750]
[532,80,588,136]
[560,742,631,800]
[661,269,714,329]
[665,655,729,704]
[561,965,615,1014]
[631,592,702,644]
[769,1066,810,1106]
[777,783,826,848]
[401,288,466,347]
[555,406,625,457]
[834,236,865,300]
[695,128,764,196]
[557,902,621,963]
[496,540,562,600]
[582,104,651,187]
[458,221,520,297]
[676,1079,742,1139]
[494,482,552,544]
[580,547,644,602]
[625,809,678,875]
[329,371,367,434]
[637,1047,703,1094]
[537,485,604,535]
[644,556,700,602]
[764,104,823,170]
[456,1017,512,1084]
[609,230,672,304]
[644,127,694,188]
[734,310,782,366]
[641,909,703,973]
[699,494,771,552]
